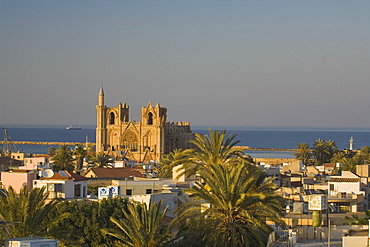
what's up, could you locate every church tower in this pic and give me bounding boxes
[95,86,194,162]
[96,85,106,152]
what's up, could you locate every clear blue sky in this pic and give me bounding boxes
[1,1,370,128]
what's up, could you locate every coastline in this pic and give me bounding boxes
[2,125,368,158]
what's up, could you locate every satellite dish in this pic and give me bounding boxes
[42,169,54,178]
[59,170,68,177]
[178,195,186,204]
[166,201,174,210]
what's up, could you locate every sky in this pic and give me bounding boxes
[1,1,370,128]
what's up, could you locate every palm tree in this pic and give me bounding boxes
[312,139,330,165]
[326,140,338,158]
[157,149,192,178]
[73,144,87,171]
[87,152,114,168]
[48,146,56,156]
[330,151,346,164]
[294,143,311,166]
[342,156,362,173]
[359,146,370,163]
[177,129,247,178]
[51,145,75,172]
[102,200,172,247]
[0,186,60,240]
[173,161,285,247]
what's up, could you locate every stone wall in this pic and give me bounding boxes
[253,158,298,165]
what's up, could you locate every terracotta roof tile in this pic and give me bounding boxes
[41,170,88,181]
[324,163,336,168]
[86,167,144,178]
[329,177,360,183]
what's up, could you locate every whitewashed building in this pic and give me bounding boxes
[34,170,88,200]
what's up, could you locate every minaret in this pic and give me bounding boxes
[349,136,354,151]
[96,85,106,152]
[98,85,104,106]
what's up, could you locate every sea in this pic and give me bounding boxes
[1,125,370,159]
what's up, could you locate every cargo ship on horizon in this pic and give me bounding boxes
[66,125,81,130]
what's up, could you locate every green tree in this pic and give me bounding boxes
[178,129,247,178]
[48,146,57,156]
[87,152,114,168]
[359,146,370,164]
[326,140,338,158]
[294,143,312,166]
[73,144,87,171]
[51,145,75,172]
[48,197,129,247]
[0,186,60,240]
[344,210,370,225]
[330,151,346,164]
[102,200,172,247]
[312,139,330,165]
[174,161,285,247]
[342,156,362,173]
[157,149,191,178]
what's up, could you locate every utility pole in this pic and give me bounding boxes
[328,219,331,247]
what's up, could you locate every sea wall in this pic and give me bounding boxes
[253,158,298,165]
[0,141,87,145]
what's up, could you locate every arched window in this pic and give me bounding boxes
[109,112,115,125]
[122,131,138,151]
[148,112,153,125]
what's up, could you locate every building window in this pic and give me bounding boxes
[74,184,81,198]
[338,202,350,213]
[147,112,153,125]
[126,189,132,196]
[146,189,152,194]
[83,186,87,198]
[47,183,55,191]
[109,112,115,125]
[54,184,62,192]
[329,184,334,191]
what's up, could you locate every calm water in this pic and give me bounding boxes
[1,125,370,158]
[195,127,370,158]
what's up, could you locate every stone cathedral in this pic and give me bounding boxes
[96,86,194,162]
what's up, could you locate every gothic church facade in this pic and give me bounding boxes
[96,86,194,162]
